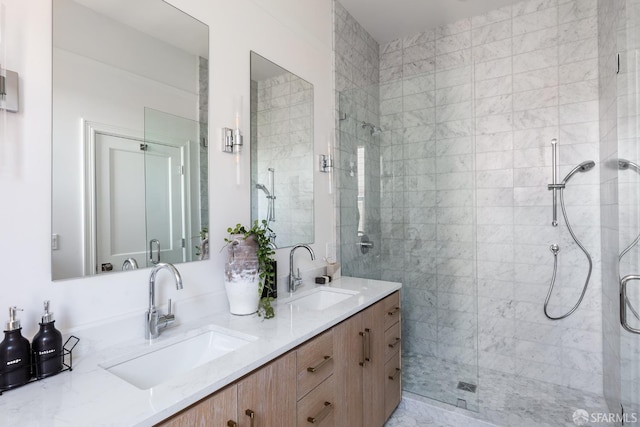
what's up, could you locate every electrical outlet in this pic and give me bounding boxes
[51,233,59,250]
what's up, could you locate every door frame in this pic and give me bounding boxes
[82,119,192,275]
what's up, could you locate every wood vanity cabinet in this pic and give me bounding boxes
[333,291,401,427]
[157,354,295,427]
[382,292,402,420]
[157,384,237,427]
[237,352,297,427]
[296,329,336,426]
[156,291,400,427]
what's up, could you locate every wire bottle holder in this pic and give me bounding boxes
[0,335,79,395]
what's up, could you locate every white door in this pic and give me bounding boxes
[95,133,147,272]
[95,133,185,273]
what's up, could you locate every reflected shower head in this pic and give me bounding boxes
[361,121,382,136]
[255,183,271,197]
[619,158,640,173]
[561,160,595,184]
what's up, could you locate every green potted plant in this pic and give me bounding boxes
[223,220,276,318]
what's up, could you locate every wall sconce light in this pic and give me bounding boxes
[0,68,18,113]
[319,154,333,173]
[221,126,242,153]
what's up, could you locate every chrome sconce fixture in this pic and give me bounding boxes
[319,154,333,173]
[0,68,18,113]
[222,98,243,154]
[221,126,242,154]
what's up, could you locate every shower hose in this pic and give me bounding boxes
[544,187,592,320]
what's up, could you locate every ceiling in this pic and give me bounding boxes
[338,0,524,44]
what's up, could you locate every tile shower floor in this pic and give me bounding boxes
[387,353,614,427]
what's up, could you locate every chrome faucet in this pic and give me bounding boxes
[145,262,183,339]
[289,244,315,292]
[122,257,139,271]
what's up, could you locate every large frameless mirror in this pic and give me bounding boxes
[52,0,209,280]
[250,51,314,248]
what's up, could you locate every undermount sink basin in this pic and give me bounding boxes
[102,326,256,390]
[286,287,359,311]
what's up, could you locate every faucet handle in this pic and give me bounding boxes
[167,299,173,316]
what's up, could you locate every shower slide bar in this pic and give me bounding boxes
[544,138,596,320]
[548,139,562,227]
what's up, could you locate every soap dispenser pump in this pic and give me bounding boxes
[32,300,63,379]
[0,307,32,389]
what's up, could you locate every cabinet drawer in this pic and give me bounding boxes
[297,375,336,427]
[384,321,401,362]
[297,329,334,400]
[384,352,401,420]
[383,292,401,330]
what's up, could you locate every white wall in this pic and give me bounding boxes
[0,0,334,337]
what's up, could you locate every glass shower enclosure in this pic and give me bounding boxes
[338,65,479,410]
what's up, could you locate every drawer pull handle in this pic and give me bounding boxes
[227,421,237,427]
[359,331,366,366]
[245,409,255,427]
[307,355,332,373]
[388,337,401,348]
[388,367,401,381]
[307,401,334,424]
[365,328,371,362]
[387,306,400,316]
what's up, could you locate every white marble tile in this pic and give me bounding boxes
[559,37,598,63]
[474,57,512,81]
[475,75,513,98]
[559,79,599,108]
[513,7,558,36]
[473,38,513,63]
[513,27,558,55]
[558,0,597,23]
[513,67,559,92]
[513,87,559,111]
[512,0,557,18]
[559,16,597,44]
[513,47,559,74]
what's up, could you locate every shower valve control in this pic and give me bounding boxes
[358,235,374,254]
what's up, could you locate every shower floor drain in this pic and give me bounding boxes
[457,381,477,393]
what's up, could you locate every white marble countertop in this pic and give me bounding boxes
[0,277,401,426]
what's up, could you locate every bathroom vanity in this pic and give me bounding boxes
[0,277,401,426]
[158,290,402,427]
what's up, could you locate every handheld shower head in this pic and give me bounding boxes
[619,158,640,173]
[361,121,382,136]
[561,160,595,184]
[255,183,271,197]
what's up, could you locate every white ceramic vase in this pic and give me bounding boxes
[224,235,260,315]
[224,276,260,315]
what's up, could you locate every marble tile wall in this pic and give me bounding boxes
[597,0,623,416]
[378,0,603,394]
[253,73,314,244]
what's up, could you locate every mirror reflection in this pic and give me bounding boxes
[250,52,314,248]
[52,0,209,280]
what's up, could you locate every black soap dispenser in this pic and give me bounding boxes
[0,306,32,389]
[32,300,63,379]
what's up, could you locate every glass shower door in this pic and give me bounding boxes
[618,6,640,418]
[338,69,479,411]
[144,108,204,266]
